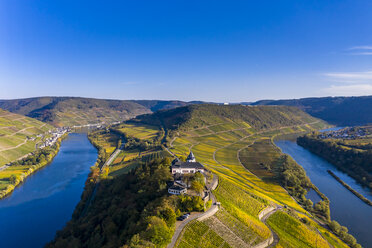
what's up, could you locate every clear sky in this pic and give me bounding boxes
[1,0,372,102]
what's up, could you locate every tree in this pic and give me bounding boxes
[183,174,193,187]
[9,174,17,184]
[329,220,341,234]
[159,207,176,227]
[142,216,172,247]
[191,181,204,196]
[193,172,205,186]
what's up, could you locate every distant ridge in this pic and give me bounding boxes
[130,104,320,131]
[251,95,372,126]
[0,97,204,127]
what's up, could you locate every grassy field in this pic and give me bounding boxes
[0,109,52,166]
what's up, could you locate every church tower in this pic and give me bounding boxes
[186,151,196,162]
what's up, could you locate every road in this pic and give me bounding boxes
[100,141,124,172]
[80,142,124,217]
[257,206,281,248]
[167,175,219,248]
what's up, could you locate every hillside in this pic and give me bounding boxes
[0,97,197,127]
[162,106,356,248]
[252,95,372,126]
[49,105,357,248]
[131,104,319,131]
[0,108,53,166]
[0,97,151,127]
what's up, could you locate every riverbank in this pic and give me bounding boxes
[297,133,372,190]
[0,133,68,199]
[275,139,372,247]
[0,133,98,248]
[327,170,372,206]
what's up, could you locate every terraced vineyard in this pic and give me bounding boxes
[267,210,331,248]
[89,122,168,177]
[163,105,350,248]
[115,123,160,140]
[175,221,231,248]
[0,108,52,166]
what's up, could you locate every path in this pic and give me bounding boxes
[167,175,219,248]
[3,127,33,137]
[0,138,28,152]
[168,121,320,248]
[100,144,123,172]
[256,206,280,248]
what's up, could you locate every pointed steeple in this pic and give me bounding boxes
[186,151,196,162]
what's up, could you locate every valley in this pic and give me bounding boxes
[0,101,370,248]
[48,104,358,248]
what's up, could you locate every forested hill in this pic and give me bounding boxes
[130,104,320,131]
[0,97,195,127]
[252,95,372,126]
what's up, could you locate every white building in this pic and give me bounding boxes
[168,184,187,195]
[171,152,204,174]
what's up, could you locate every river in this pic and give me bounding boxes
[275,138,372,247]
[0,133,97,248]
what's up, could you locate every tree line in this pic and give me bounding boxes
[47,158,206,248]
[297,134,372,190]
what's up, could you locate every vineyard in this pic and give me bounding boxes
[0,109,52,166]
[175,221,231,248]
[167,115,349,248]
[238,138,280,181]
[267,210,330,248]
[88,123,171,177]
[83,105,350,248]
[115,123,160,140]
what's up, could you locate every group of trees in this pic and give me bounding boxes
[12,143,57,167]
[47,158,205,248]
[182,172,205,196]
[329,220,361,248]
[297,134,372,189]
[277,155,330,220]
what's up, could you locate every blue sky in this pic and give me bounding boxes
[1,0,372,102]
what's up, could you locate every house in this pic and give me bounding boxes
[168,184,187,195]
[171,152,204,174]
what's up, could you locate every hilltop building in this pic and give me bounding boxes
[171,151,204,174]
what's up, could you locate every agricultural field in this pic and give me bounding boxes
[89,122,170,177]
[0,109,52,166]
[267,210,330,248]
[175,220,231,248]
[89,129,121,158]
[168,113,349,247]
[115,123,160,140]
[238,138,280,181]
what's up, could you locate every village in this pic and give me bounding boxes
[319,126,371,140]
[32,127,70,149]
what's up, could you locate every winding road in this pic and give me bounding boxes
[167,174,219,248]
